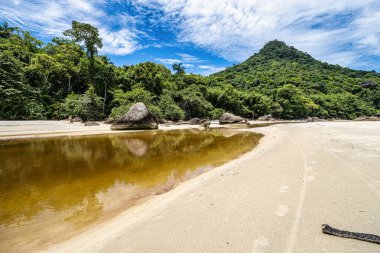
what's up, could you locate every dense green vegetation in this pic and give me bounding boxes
[211,40,380,119]
[1,21,379,121]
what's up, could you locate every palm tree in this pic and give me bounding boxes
[172,62,185,75]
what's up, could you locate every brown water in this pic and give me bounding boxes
[0,129,262,252]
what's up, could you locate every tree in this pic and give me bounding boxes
[178,85,213,119]
[123,62,171,96]
[26,53,61,89]
[0,53,43,119]
[92,56,116,114]
[275,84,319,119]
[47,39,84,93]
[63,21,102,67]
[0,21,17,39]
[172,62,185,75]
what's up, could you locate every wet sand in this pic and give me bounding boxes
[0,120,301,141]
[2,121,380,252]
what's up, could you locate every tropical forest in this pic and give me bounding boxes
[1,21,379,121]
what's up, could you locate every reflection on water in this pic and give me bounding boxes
[0,129,262,252]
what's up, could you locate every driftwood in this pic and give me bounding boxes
[322,224,380,244]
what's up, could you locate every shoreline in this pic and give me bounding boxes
[2,121,379,252]
[0,120,303,141]
[40,123,279,253]
[42,121,380,253]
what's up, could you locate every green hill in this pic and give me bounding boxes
[209,40,380,119]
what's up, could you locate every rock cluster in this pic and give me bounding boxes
[219,113,244,124]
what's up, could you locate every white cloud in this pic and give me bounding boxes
[146,0,380,69]
[2,0,379,71]
[99,28,139,55]
[196,65,226,75]
[0,0,139,55]
[154,56,224,75]
[155,58,181,64]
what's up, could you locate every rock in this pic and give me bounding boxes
[73,116,82,123]
[257,114,274,121]
[307,117,321,122]
[84,121,100,126]
[219,113,244,125]
[158,118,168,124]
[111,102,158,130]
[187,118,202,125]
[178,118,204,125]
[103,118,115,124]
[200,120,211,129]
[68,116,73,123]
[354,116,380,121]
[360,80,377,89]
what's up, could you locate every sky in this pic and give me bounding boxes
[1,0,380,75]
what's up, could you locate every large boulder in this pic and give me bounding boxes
[219,112,244,125]
[111,102,158,130]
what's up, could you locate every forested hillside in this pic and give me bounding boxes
[210,40,380,119]
[1,21,379,121]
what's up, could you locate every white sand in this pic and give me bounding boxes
[2,121,380,252]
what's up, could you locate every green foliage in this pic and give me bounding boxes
[310,93,376,119]
[26,53,61,87]
[58,86,104,121]
[119,62,171,96]
[0,53,44,119]
[109,87,158,119]
[63,21,102,60]
[177,85,214,118]
[211,40,380,119]
[209,108,225,119]
[1,23,379,121]
[158,94,185,121]
[208,84,250,117]
[0,22,17,39]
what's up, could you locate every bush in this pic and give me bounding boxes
[158,95,185,121]
[208,108,225,119]
[109,87,164,120]
[109,103,163,120]
[59,86,104,120]
[178,85,214,119]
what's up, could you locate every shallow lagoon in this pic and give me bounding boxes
[0,129,262,252]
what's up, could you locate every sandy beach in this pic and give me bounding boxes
[2,121,380,252]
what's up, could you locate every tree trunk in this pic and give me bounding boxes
[103,79,107,114]
[68,75,71,92]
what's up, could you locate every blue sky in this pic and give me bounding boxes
[1,0,380,74]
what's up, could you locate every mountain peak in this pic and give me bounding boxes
[253,40,315,63]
